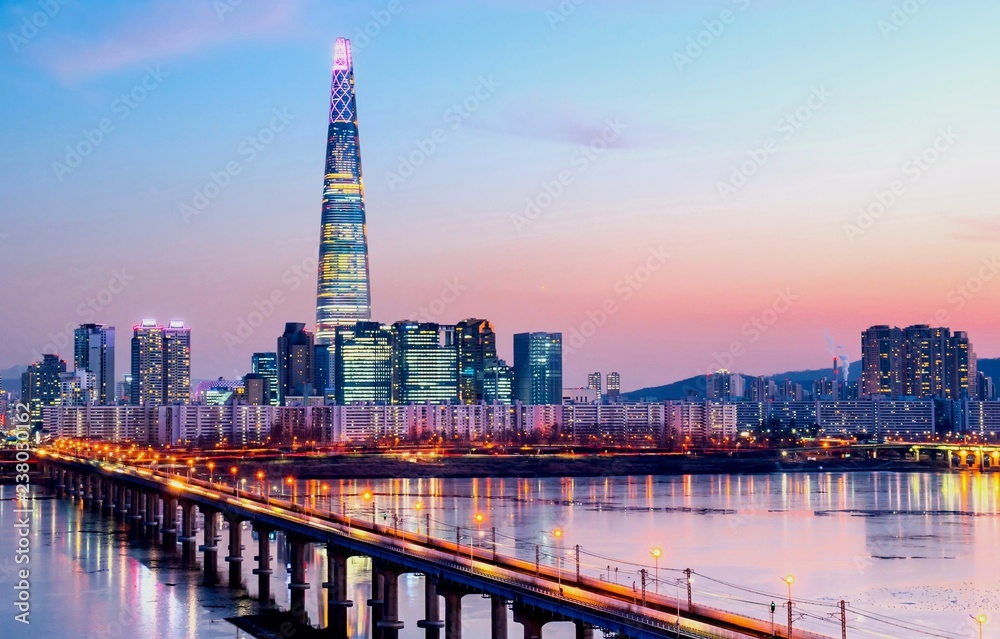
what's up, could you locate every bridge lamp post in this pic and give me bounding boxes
[552,528,564,593]
[207,461,215,483]
[230,466,238,494]
[321,483,329,510]
[473,513,484,563]
[285,476,295,500]
[362,491,375,528]
[971,613,988,639]
[650,547,662,593]
[187,460,194,480]
[414,501,423,535]
[256,471,265,498]
[781,575,795,638]
[240,478,247,497]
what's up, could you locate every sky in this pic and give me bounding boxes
[1,0,999,390]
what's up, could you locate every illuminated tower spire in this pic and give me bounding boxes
[315,37,372,344]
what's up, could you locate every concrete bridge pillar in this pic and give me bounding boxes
[574,622,594,639]
[368,560,385,631]
[199,508,220,585]
[224,516,244,589]
[252,525,273,605]
[102,480,115,514]
[322,546,352,639]
[417,577,444,638]
[145,492,160,540]
[440,587,464,639]
[68,472,77,496]
[56,469,66,494]
[491,596,508,639]
[115,485,128,517]
[162,498,179,547]
[288,536,311,626]
[376,566,404,638]
[129,490,145,533]
[513,606,554,639]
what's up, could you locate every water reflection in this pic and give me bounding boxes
[2,471,998,638]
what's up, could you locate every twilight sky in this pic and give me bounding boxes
[1,0,999,390]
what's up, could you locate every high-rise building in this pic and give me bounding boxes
[131,320,164,406]
[314,343,331,398]
[861,325,904,398]
[277,323,315,404]
[455,319,497,404]
[116,375,133,405]
[242,374,271,406]
[587,372,602,398]
[978,372,996,401]
[484,358,514,404]
[315,37,372,344]
[392,322,458,404]
[163,321,191,405]
[335,322,393,404]
[513,332,563,405]
[22,354,66,427]
[251,353,279,406]
[606,372,621,402]
[863,325,978,400]
[130,320,190,406]
[73,324,115,405]
[59,370,95,406]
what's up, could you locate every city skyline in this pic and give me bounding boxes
[3,0,1000,390]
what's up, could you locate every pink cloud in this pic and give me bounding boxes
[952,216,1000,242]
[34,0,298,85]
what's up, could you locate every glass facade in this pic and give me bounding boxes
[392,322,458,404]
[513,332,563,405]
[335,322,394,404]
[251,352,279,406]
[455,318,497,404]
[316,37,372,344]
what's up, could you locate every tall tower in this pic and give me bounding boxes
[74,323,115,405]
[316,37,372,345]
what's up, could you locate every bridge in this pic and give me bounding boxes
[37,451,839,639]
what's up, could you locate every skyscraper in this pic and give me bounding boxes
[484,358,514,404]
[163,321,191,405]
[251,352,279,406]
[73,324,115,405]
[861,325,903,398]
[21,354,66,427]
[131,320,164,406]
[513,332,563,405]
[130,320,191,406]
[455,318,497,404]
[315,37,372,344]
[277,323,315,404]
[392,322,458,404]
[335,322,393,404]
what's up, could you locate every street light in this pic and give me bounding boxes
[207,461,215,483]
[256,471,265,497]
[363,491,375,527]
[782,575,795,638]
[473,513,485,562]
[650,547,662,593]
[971,614,988,639]
[552,528,564,594]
